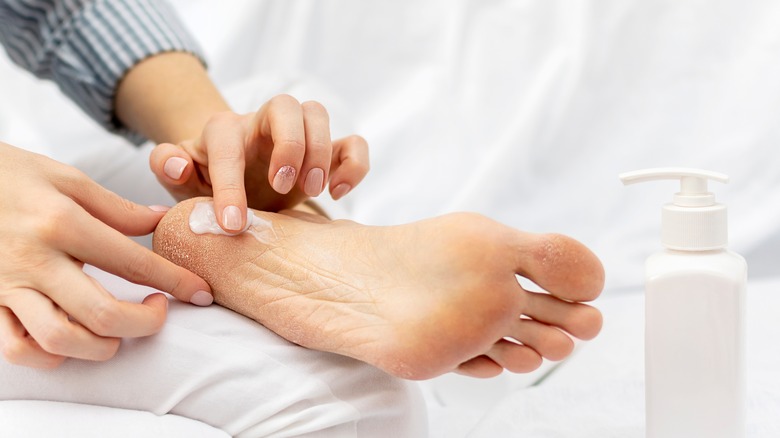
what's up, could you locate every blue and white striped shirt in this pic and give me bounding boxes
[0,0,204,144]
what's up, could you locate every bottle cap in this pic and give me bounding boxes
[620,168,729,251]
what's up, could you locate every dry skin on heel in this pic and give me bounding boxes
[153,197,604,380]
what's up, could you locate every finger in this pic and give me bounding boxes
[328,135,370,200]
[484,339,543,373]
[56,168,172,236]
[298,101,332,197]
[149,143,211,201]
[512,233,605,302]
[200,114,249,233]
[258,94,306,195]
[50,206,212,305]
[509,318,574,361]
[0,305,65,368]
[4,289,121,361]
[32,262,169,339]
[523,291,603,340]
[149,143,195,185]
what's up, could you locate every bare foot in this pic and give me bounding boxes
[153,197,604,380]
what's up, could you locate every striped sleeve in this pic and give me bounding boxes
[0,0,205,144]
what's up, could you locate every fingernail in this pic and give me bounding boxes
[148,205,171,212]
[272,166,296,194]
[331,183,352,200]
[164,157,188,180]
[190,290,214,306]
[304,168,324,197]
[222,205,242,231]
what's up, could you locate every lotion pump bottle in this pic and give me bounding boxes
[620,168,746,438]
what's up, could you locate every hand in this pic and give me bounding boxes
[0,143,212,369]
[148,94,370,232]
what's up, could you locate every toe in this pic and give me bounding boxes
[455,355,504,378]
[524,292,603,340]
[514,233,605,302]
[509,318,574,361]
[484,339,543,374]
[567,304,603,340]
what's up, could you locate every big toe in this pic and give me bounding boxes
[515,233,605,302]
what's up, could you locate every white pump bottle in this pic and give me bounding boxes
[620,168,746,438]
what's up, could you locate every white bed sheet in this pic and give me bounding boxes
[0,401,229,438]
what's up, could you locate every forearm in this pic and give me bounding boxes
[115,52,231,145]
[0,0,205,144]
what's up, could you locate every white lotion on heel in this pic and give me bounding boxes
[189,201,275,243]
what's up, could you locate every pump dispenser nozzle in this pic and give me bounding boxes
[619,168,729,251]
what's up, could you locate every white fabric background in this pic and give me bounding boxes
[2,0,780,436]
[3,0,780,292]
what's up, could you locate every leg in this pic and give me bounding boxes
[154,197,605,380]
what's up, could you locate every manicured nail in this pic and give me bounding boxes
[222,205,242,231]
[190,290,214,306]
[331,183,352,200]
[304,168,325,197]
[163,157,188,180]
[148,205,171,212]
[272,166,296,194]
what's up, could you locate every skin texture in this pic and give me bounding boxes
[153,197,605,380]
